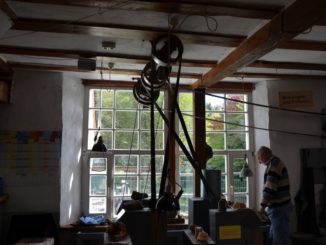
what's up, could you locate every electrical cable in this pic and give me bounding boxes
[141,95,165,200]
[170,14,219,32]
[121,104,138,204]
[0,0,132,41]
[182,112,325,139]
[203,91,326,117]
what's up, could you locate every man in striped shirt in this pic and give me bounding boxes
[257,146,293,245]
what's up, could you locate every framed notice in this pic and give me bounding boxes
[279,91,314,108]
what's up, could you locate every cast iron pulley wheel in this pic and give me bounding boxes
[152,34,183,67]
[133,78,160,105]
[141,62,168,91]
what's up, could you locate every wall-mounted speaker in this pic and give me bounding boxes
[78,58,96,71]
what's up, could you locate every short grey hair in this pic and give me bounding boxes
[256,146,272,157]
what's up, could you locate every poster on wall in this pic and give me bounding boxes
[279,91,314,108]
[0,131,61,186]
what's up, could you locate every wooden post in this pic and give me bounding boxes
[193,88,206,197]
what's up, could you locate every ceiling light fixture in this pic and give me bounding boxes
[102,41,116,50]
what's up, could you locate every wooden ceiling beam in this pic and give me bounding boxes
[231,72,326,80]
[10,0,279,19]
[278,40,326,51]
[249,60,326,71]
[195,0,326,88]
[0,45,216,68]
[8,62,202,79]
[12,18,244,47]
[0,0,17,19]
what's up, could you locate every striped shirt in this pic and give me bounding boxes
[261,156,291,208]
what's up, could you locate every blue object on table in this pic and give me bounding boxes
[79,215,107,225]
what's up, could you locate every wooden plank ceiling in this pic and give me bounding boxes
[0,0,326,87]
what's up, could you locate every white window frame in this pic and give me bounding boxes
[82,87,255,217]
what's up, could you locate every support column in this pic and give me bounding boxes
[193,88,206,197]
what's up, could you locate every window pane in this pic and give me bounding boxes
[114,176,137,196]
[234,175,248,192]
[90,158,107,174]
[139,175,151,195]
[206,112,224,131]
[89,197,106,213]
[227,132,246,150]
[115,131,138,150]
[233,158,245,172]
[140,155,164,174]
[207,155,226,172]
[140,111,163,130]
[102,90,114,108]
[140,131,164,150]
[179,93,193,111]
[221,175,226,193]
[100,131,112,150]
[88,109,100,129]
[206,132,225,150]
[179,155,193,173]
[178,132,193,152]
[115,91,137,109]
[115,111,138,129]
[206,93,225,111]
[181,196,193,214]
[226,113,245,131]
[114,155,138,174]
[234,194,247,205]
[101,110,113,128]
[89,89,101,108]
[226,94,246,112]
[180,175,193,194]
[179,114,193,131]
[90,175,107,196]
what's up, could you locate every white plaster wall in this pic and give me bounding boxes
[0,70,62,131]
[266,80,326,200]
[253,79,326,232]
[0,69,62,213]
[252,81,270,209]
[60,74,84,225]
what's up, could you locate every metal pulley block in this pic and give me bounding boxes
[151,34,183,67]
[133,78,160,105]
[141,62,168,91]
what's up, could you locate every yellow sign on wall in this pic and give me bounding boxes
[219,225,241,240]
[279,91,314,108]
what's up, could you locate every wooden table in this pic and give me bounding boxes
[184,230,215,245]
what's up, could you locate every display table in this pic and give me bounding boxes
[105,235,132,245]
[14,237,54,245]
[184,230,215,245]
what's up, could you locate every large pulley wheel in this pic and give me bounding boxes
[152,34,183,67]
[141,62,168,91]
[133,79,160,105]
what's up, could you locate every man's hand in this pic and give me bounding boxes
[259,206,266,214]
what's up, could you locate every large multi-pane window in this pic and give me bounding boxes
[205,93,251,206]
[83,88,253,217]
[84,88,165,216]
[177,92,194,214]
